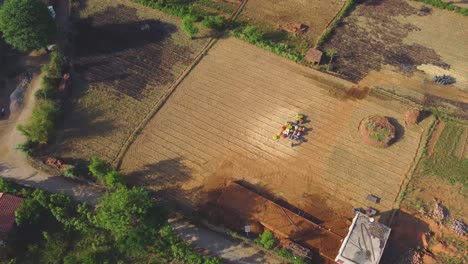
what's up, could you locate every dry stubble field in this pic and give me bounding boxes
[49,0,208,161]
[121,37,433,224]
[240,0,345,45]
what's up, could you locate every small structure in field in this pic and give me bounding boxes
[405,109,421,125]
[335,212,391,264]
[359,115,396,148]
[282,23,308,35]
[306,49,323,65]
[0,193,23,237]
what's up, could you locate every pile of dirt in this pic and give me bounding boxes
[405,109,420,125]
[359,115,396,148]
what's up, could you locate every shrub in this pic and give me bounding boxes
[88,157,110,180]
[202,15,227,31]
[232,26,304,62]
[414,0,468,16]
[182,15,199,38]
[103,170,126,189]
[255,231,275,249]
[276,248,306,264]
[0,0,56,52]
[0,178,17,193]
[62,166,78,178]
[17,99,60,143]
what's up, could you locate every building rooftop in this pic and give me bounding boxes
[335,212,391,264]
[0,193,23,234]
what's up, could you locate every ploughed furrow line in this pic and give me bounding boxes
[201,59,421,144]
[186,84,411,182]
[139,136,207,169]
[169,101,285,162]
[170,95,400,198]
[135,138,203,171]
[191,75,417,172]
[147,129,216,162]
[168,109,278,162]
[122,38,428,215]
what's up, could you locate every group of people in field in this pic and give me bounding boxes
[273,114,307,145]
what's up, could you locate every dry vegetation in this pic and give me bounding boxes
[48,0,209,161]
[120,38,433,226]
[323,0,468,92]
[239,0,345,50]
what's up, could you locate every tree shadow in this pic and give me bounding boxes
[53,105,117,141]
[73,5,192,100]
[126,158,192,188]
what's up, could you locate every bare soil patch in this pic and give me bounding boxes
[121,38,431,241]
[47,0,208,161]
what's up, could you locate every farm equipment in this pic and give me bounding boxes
[433,74,455,85]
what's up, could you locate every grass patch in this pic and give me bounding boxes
[231,25,305,62]
[316,0,358,47]
[414,0,468,16]
[423,122,468,188]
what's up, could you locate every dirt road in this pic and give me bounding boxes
[0,73,100,205]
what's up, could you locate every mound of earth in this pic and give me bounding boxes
[405,109,420,125]
[359,115,396,148]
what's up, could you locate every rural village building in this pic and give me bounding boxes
[0,193,23,239]
[335,212,391,264]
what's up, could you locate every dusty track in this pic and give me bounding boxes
[121,38,432,224]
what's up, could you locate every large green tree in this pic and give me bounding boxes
[0,0,56,52]
[93,187,166,254]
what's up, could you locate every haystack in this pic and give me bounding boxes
[359,115,396,148]
[405,109,420,125]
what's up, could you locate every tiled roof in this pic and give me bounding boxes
[0,193,24,234]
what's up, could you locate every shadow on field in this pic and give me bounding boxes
[380,209,430,264]
[387,117,405,144]
[73,5,192,100]
[59,106,117,141]
[126,158,192,187]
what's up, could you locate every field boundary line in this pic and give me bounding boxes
[112,37,220,168]
[388,116,438,225]
[113,0,249,168]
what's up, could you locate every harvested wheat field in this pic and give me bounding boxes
[240,0,345,43]
[49,0,209,161]
[121,37,433,228]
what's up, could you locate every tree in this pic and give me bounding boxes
[325,48,337,71]
[0,0,56,52]
[88,157,110,180]
[17,99,60,143]
[182,15,199,39]
[255,231,275,249]
[93,187,166,254]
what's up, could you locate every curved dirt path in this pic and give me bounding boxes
[0,73,100,205]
